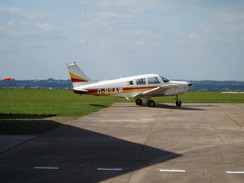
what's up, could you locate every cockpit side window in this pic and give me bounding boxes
[160,76,169,83]
[148,77,160,84]
[136,78,146,85]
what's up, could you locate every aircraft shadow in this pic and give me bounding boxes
[0,122,181,183]
[140,103,204,110]
[90,104,108,108]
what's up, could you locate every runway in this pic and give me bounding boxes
[0,103,243,182]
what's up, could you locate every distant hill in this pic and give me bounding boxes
[189,80,244,91]
[0,78,72,89]
[0,79,244,91]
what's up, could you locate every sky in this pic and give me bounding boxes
[0,0,244,81]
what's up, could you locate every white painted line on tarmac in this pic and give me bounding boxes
[226,171,244,174]
[34,167,59,170]
[160,169,186,173]
[97,168,122,171]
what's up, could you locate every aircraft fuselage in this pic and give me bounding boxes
[73,74,191,98]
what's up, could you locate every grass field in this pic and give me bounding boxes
[0,89,124,116]
[1,88,244,116]
[1,88,244,134]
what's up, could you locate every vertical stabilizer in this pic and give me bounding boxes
[66,62,93,88]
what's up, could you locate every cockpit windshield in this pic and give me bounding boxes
[160,76,169,83]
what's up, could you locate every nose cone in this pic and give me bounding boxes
[188,82,192,87]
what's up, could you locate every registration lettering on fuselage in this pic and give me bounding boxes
[97,88,123,95]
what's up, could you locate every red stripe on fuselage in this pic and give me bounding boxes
[73,86,157,95]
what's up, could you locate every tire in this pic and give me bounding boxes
[176,100,182,107]
[135,99,143,105]
[148,100,155,107]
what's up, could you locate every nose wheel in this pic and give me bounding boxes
[175,95,182,107]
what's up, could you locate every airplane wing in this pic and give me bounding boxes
[133,84,177,98]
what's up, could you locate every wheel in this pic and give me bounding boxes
[176,100,182,107]
[135,99,143,105]
[148,100,155,107]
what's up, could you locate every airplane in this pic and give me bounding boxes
[66,62,192,107]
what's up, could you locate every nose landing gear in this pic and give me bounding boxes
[175,95,182,107]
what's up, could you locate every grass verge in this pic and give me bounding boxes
[0,89,243,135]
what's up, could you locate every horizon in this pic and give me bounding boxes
[1,78,244,82]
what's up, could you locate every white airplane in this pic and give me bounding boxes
[66,62,192,107]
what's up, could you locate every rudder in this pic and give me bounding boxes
[66,62,93,87]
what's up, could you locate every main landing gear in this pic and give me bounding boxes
[135,98,143,106]
[175,95,182,107]
[148,100,155,107]
[135,98,155,107]
[135,95,183,107]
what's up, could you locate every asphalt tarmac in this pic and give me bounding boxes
[0,103,243,183]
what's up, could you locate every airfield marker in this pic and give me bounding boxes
[34,167,59,170]
[226,171,244,174]
[160,169,186,173]
[97,168,122,171]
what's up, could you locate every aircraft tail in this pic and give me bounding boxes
[66,62,93,88]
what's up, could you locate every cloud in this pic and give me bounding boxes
[0,5,50,19]
[0,25,22,36]
[0,5,21,14]
[188,32,200,39]
[130,40,146,46]
[1,1,244,80]
[96,0,137,7]
[95,0,167,12]
[97,12,122,18]
[214,12,244,34]
[0,22,32,36]
[199,22,215,33]
[36,23,56,31]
